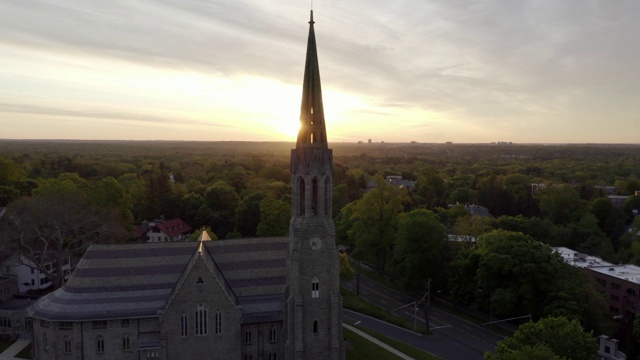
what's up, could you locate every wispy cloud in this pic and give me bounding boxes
[0,0,639,142]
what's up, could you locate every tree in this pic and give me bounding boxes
[204,181,240,238]
[339,252,355,281]
[256,197,290,237]
[0,188,130,289]
[347,177,408,275]
[486,316,596,360]
[234,191,267,237]
[537,186,588,225]
[475,230,566,318]
[414,168,447,209]
[393,209,448,289]
[0,156,31,206]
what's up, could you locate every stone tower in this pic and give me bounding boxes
[285,10,344,360]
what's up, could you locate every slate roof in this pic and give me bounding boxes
[29,237,289,322]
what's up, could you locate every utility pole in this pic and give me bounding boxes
[356,260,361,296]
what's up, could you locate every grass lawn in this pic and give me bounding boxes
[0,339,12,352]
[354,326,442,360]
[15,343,31,359]
[344,327,406,360]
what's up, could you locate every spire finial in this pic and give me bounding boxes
[309,9,314,24]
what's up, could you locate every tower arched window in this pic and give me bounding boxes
[311,276,319,298]
[313,320,318,334]
[122,333,130,351]
[63,335,71,354]
[298,178,306,215]
[324,177,331,216]
[195,303,208,336]
[311,178,319,215]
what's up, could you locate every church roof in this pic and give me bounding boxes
[29,237,289,321]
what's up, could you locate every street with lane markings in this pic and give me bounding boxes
[343,273,505,360]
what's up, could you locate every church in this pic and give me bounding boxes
[29,11,344,360]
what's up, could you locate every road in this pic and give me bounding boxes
[343,274,504,360]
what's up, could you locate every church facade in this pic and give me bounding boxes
[28,11,344,360]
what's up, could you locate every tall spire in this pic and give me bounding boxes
[297,10,327,148]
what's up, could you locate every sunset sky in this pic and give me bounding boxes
[0,1,638,144]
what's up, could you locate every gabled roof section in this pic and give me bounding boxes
[162,238,238,313]
[297,10,328,149]
[29,242,198,321]
[28,237,289,322]
[156,218,193,236]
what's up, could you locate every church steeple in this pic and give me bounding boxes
[286,11,344,360]
[297,10,328,148]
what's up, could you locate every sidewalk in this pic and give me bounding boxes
[0,339,30,360]
[344,323,414,360]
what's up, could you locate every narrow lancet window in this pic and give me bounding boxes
[298,178,306,215]
[215,309,222,334]
[311,178,319,215]
[324,177,331,216]
[181,312,188,336]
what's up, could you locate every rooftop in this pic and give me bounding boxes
[554,246,613,268]
[589,264,640,285]
[29,237,289,321]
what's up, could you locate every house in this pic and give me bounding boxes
[0,275,31,339]
[598,335,627,360]
[366,175,416,192]
[0,253,72,294]
[464,204,492,217]
[135,218,193,242]
[28,11,344,360]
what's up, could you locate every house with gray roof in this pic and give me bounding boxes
[28,11,343,360]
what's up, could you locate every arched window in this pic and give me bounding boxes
[181,312,188,336]
[298,178,306,215]
[311,178,319,215]
[311,276,319,298]
[269,325,277,343]
[313,320,318,334]
[214,309,222,334]
[310,131,316,144]
[96,336,104,354]
[195,303,208,336]
[43,333,49,352]
[122,333,130,351]
[63,335,71,354]
[324,177,331,215]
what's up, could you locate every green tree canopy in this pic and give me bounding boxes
[393,209,448,288]
[347,177,408,275]
[256,197,290,237]
[486,316,596,360]
[0,187,130,289]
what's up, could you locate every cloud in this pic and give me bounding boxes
[0,0,639,142]
[0,102,233,128]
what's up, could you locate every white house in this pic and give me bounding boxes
[0,254,72,294]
